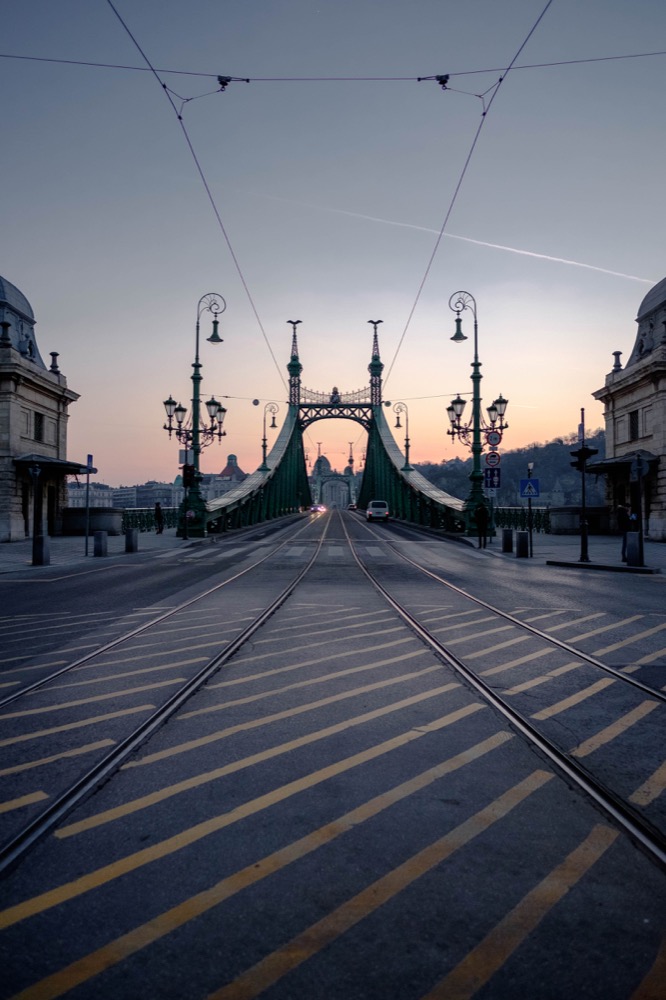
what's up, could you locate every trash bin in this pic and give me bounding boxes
[502,528,513,553]
[515,530,529,558]
[93,530,108,557]
[125,528,139,553]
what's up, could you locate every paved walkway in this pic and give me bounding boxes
[0,527,664,575]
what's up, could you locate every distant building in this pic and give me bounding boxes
[0,275,87,541]
[199,454,248,501]
[593,276,666,539]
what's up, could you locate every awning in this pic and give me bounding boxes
[13,453,97,476]
[586,449,658,476]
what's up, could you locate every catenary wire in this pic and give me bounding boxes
[383,0,555,386]
[104,0,287,392]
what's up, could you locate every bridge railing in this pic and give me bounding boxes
[358,406,466,531]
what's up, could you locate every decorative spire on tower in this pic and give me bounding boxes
[367,320,384,406]
[287,320,302,406]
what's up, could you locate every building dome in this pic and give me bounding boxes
[0,275,35,321]
[637,276,666,322]
[0,274,46,369]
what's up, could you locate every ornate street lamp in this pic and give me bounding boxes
[162,293,227,537]
[386,400,413,471]
[253,400,279,471]
[447,290,508,531]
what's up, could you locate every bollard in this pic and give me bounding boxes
[125,528,139,553]
[502,528,513,554]
[626,531,643,567]
[515,530,529,558]
[32,535,51,566]
[93,530,108,557]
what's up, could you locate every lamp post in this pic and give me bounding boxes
[163,293,227,538]
[387,401,412,471]
[447,290,508,534]
[253,400,279,471]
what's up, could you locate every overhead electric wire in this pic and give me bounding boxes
[1,48,665,79]
[384,0,555,386]
[104,0,287,392]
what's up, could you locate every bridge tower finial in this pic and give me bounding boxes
[287,320,302,406]
[367,320,384,406]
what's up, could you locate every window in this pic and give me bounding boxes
[629,409,639,442]
[34,411,44,442]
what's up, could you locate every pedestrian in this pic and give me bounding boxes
[475,501,489,549]
[617,503,630,561]
[154,501,164,535]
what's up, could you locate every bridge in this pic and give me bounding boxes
[185,322,465,536]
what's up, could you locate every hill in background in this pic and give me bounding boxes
[415,429,606,507]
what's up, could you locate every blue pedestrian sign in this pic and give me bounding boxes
[484,468,501,489]
[520,478,540,498]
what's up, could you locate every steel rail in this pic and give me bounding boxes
[340,513,666,871]
[0,516,320,711]
[0,518,331,876]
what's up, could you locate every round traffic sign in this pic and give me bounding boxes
[485,451,501,467]
[486,430,502,447]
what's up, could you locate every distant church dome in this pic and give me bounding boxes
[637,276,666,322]
[0,274,46,369]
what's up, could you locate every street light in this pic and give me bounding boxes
[253,400,279,471]
[386,400,413,471]
[162,292,227,537]
[447,290,508,531]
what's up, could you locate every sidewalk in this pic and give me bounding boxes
[0,528,663,575]
[0,529,199,575]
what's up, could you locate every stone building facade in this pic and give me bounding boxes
[592,276,666,540]
[0,275,85,541]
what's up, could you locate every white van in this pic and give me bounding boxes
[366,500,389,522]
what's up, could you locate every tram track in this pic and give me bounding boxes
[0,515,332,874]
[343,514,666,867]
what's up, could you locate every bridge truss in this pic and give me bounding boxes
[200,323,465,533]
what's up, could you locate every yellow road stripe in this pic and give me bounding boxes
[182,650,429,719]
[0,740,115,777]
[531,678,616,720]
[422,824,618,1000]
[0,790,48,814]
[465,637,530,660]
[504,662,580,694]
[0,703,485,930]
[445,625,515,646]
[11,733,512,1000]
[49,657,213,688]
[635,645,666,665]
[59,681,465,836]
[480,648,555,678]
[630,760,666,806]
[593,622,666,656]
[630,934,666,1000]
[225,628,406,667]
[252,615,395,644]
[210,637,415,688]
[571,701,660,758]
[207,771,554,1000]
[127,660,445,767]
[569,615,643,642]
[0,680,185,719]
[0,705,152,748]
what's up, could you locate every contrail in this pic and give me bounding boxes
[254,192,655,285]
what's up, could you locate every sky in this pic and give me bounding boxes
[2,0,665,486]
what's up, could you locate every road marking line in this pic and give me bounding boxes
[0,703,487,929]
[0,790,48,814]
[207,771,554,1000]
[211,634,414,674]
[0,705,153,748]
[65,682,469,833]
[422,824,618,1000]
[17,734,512,1000]
[0,680,187,720]
[571,700,661,758]
[629,760,666,807]
[531,678,616,720]
[0,739,115,777]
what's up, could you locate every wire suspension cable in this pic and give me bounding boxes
[384,0,555,386]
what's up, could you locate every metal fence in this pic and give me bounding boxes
[494,506,551,534]
[121,507,180,533]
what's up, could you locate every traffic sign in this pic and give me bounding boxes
[486,430,502,448]
[520,478,540,498]
[485,451,501,467]
[484,468,501,489]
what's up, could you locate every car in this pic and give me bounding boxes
[366,500,389,522]
[310,503,327,512]
[347,503,357,510]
